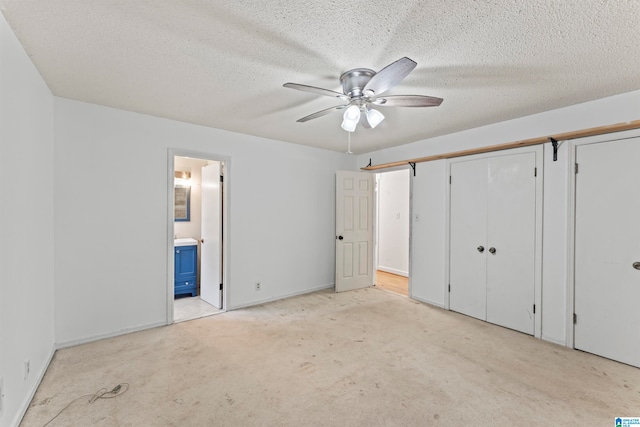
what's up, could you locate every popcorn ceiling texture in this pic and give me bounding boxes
[2,0,639,153]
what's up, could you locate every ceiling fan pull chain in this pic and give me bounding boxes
[347,132,353,154]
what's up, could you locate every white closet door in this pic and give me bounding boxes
[449,158,488,320]
[574,137,640,368]
[486,153,536,334]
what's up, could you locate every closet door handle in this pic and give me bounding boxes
[477,246,485,253]
[488,247,496,254]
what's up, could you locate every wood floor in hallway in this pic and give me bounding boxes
[374,269,408,296]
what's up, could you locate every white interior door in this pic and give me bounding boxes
[200,162,222,308]
[485,153,536,335]
[574,137,640,367]
[449,158,488,320]
[336,171,374,292]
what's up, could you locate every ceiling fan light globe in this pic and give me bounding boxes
[366,108,385,128]
[343,105,360,120]
[341,105,361,132]
[341,118,358,132]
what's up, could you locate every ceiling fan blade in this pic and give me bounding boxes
[373,95,443,107]
[363,57,417,97]
[284,83,349,100]
[296,104,348,122]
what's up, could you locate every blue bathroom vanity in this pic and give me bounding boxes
[174,238,198,297]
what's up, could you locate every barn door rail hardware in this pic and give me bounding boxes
[549,137,559,161]
[409,162,416,176]
[360,119,640,171]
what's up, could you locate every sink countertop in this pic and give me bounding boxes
[174,238,198,247]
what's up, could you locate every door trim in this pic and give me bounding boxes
[566,128,640,349]
[445,145,544,338]
[167,149,231,324]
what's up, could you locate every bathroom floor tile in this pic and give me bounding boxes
[173,296,222,323]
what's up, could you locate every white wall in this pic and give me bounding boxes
[359,90,640,346]
[377,169,409,276]
[173,156,209,240]
[0,14,55,427]
[409,161,447,307]
[53,98,355,345]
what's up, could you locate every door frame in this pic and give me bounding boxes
[374,168,412,296]
[445,145,544,338]
[566,128,640,348]
[335,168,414,296]
[166,149,231,324]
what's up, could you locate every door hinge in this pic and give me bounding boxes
[220,283,223,291]
[449,176,452,184]
[534,167,537,177]
[575,163,579,174]
[533,304,536,314]
[573,313,577,324]
[220,175,224,182]
[448,284,451,293]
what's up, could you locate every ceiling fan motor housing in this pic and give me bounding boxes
[340,68,375,98]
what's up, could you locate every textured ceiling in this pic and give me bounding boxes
[2,1,640,154]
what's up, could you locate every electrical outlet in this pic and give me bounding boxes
[24,360,30,381]
[255,282,261,291]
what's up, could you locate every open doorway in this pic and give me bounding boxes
[170,154,226,323]
[374,169,410,296]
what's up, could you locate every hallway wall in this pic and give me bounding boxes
[377,169,410,276]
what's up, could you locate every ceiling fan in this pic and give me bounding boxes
[283,57,443,132]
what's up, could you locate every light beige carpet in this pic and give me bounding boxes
[22,288,640,426]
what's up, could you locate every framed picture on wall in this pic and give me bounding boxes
[174,185,191,222]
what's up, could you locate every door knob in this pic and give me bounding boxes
[477,246,485,253]
[633,262,640,270]
[489,247,496,254]
[337,235,344,240]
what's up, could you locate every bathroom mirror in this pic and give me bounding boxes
[174,185,191,222]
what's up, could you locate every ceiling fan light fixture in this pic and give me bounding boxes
[366,108,385,128]
[284,57,442,131]
[341,105,361,132]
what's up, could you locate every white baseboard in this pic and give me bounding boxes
[228,283,334,310]
[11,345,56,427]
[541,334,568,347]
[377,266,409,277]
[56,320,167,349]
[410,295,445,309]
